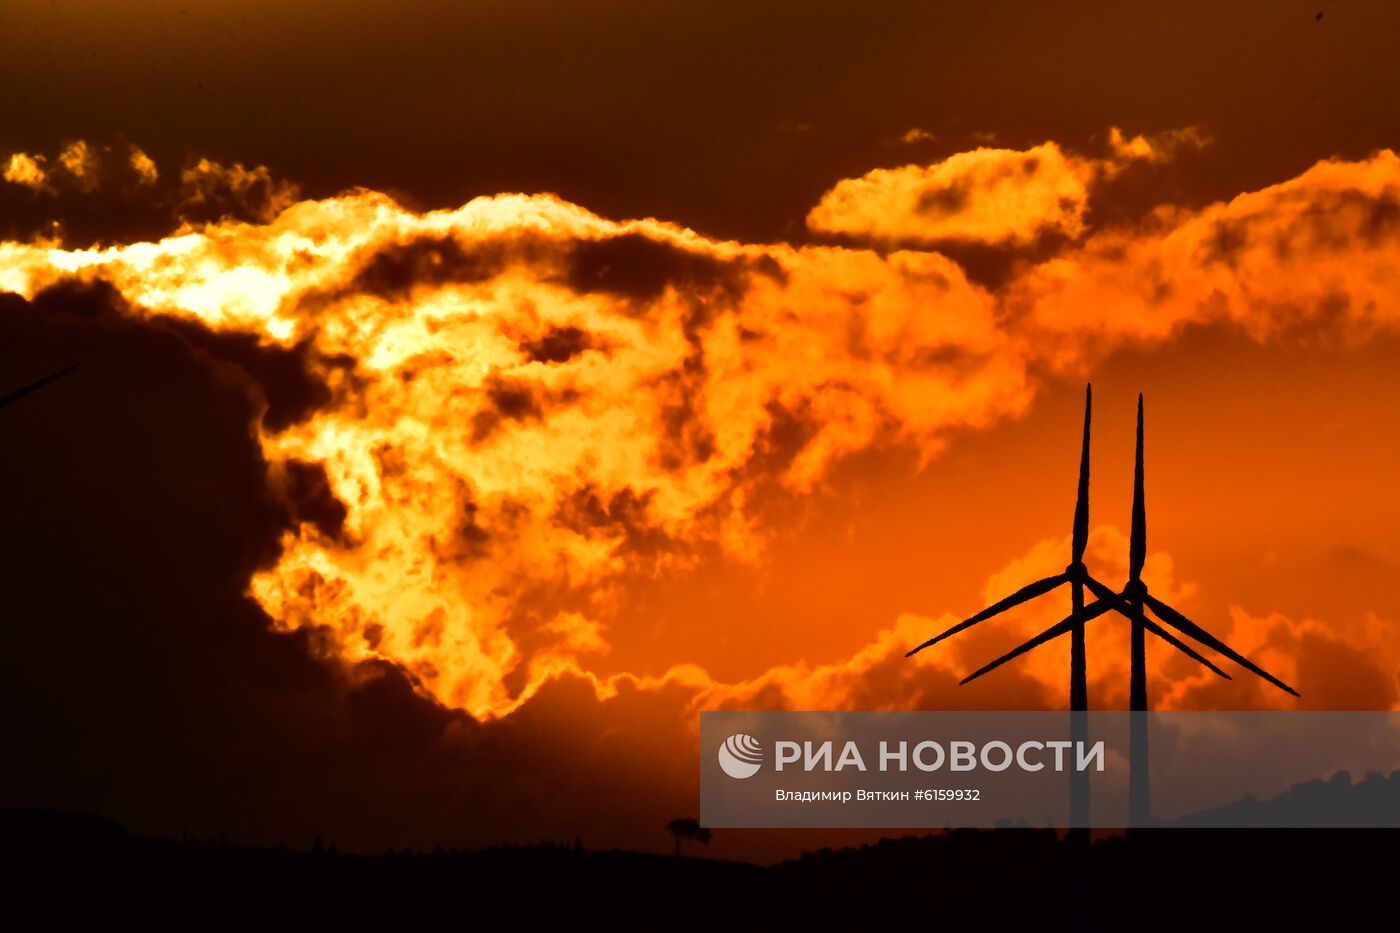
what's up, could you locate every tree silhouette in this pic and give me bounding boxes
[667,818,711,857]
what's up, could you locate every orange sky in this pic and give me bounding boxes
[1,2,1398,859]
[3,133,1397,723]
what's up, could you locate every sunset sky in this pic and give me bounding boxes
[2,1,1398,861]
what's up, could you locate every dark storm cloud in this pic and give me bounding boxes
[26,277,347,432]
[159,325,352,433]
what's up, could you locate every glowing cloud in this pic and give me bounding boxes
[4,152,48,190]
[130,148,159,185]
[57,141,99,192]
[2,137,1399,721]
[1010,150,1400,355]
[806,127,1206,248]
[0,187,1032,716]
[808,141,1096,246]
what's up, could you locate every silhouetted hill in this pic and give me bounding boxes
[1,808,1393,928]
[0,808,766,929]
[1168,769,1400,827]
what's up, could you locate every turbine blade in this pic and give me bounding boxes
[1129,393,1146,582]
[1082,573,1119,604]
[1142,617,1231,680]
[959,599,1115,685]
[1144,594,1299,697]
[1082,574,1138,622]
[905,573,1067,657]
[1072,383,1092,564]
[1080,574,1125,602]
[1083,572,1230,679]
[0,364,77,412]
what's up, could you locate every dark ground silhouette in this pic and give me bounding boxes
[3,799,1395,929]
[1167,768,1400,828]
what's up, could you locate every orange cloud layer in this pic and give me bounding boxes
[2,138,1398,719]
[1011,150,1400,356]
[805,127,1205,247]
[0,187,1036,715]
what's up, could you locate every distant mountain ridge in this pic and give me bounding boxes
[1166,768,1400,827]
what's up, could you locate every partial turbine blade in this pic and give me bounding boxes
[1082,574,1137,621]
[959,599,1115,685]
[0,364,77,412]
[1144,593,1299,697]
[1142,617,1231,680]
[1072,384,1092,564]
[906,573,1067,657]
[1129,393,1146,583]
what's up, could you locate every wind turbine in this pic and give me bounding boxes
[0,365,76,412]
[907,383,1104,828]
[957,393,1297,825]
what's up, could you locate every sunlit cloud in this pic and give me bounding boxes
[808,141,1096,246]
[1106,125,1209,164]
[4,152,48,190]
[0,140,300,245]
[130,147,159,185]
[1009,149,1400,360]
[899,127,937,145]
[57,140,99,192]
[3,135,1399,722]
[806,127,1206,248]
